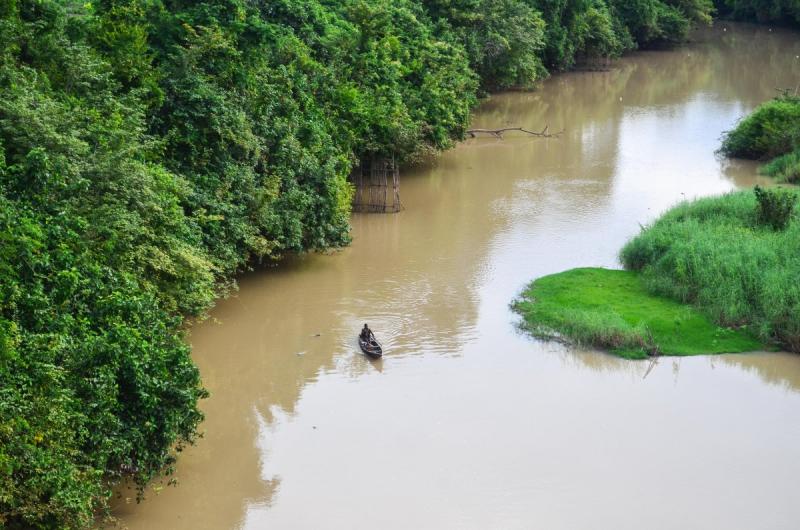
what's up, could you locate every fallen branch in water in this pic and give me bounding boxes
[466,125,563,138]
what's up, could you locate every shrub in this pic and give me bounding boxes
[720,95,800,159]
[754,185,796,230]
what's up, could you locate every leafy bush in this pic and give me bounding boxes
[754,185,796,230]
[720,95,800,159]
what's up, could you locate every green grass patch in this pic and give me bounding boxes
[513,268,764,359]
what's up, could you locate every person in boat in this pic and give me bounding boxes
[360,323,374,342]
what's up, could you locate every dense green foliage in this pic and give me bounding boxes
[0,3,211,527]
[721,94,800,185]
[621,189,800,353]
[0,0,715,528]
[754,184,796,229]
[720,95,800,159]
[716,0,800,25]
[0,1,474,527]
[513,268,762,359]
[424,0,714,90]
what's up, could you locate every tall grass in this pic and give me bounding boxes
[720,95,800,159]
[519,305,657,359]
[621,190,800,351]
[761,148,800,183]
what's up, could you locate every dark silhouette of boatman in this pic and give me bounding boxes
[360,323,374,341]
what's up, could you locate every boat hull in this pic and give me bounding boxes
[358,337,383,358]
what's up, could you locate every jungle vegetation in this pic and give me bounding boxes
[0,0,740,527]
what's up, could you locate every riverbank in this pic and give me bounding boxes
[2,1,725,526]
[112,23,800,530]
[621,188,800,352]
[515,186,799,359]
[513,268,763,359]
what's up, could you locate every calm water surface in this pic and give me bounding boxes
[114,24,800,529]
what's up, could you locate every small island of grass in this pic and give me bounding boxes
[513,268,765,359]
[516,184,800,359]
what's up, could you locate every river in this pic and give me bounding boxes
[114,23,800,530]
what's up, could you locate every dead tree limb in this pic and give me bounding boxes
[466,125,563,139]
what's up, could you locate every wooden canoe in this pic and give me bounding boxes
[358,336,383,358]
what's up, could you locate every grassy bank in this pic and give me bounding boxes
[621,188,800,352]
[513,268,763,359]
[762,149,800,183]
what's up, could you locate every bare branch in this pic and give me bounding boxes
[466,126,563,139]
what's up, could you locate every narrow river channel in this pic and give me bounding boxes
[115,24,800,530]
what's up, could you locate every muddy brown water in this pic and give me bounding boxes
[114,24,800,530]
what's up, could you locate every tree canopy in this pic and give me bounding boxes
[716,0,800,25]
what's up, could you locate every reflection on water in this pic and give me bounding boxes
[113,24,800,530]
